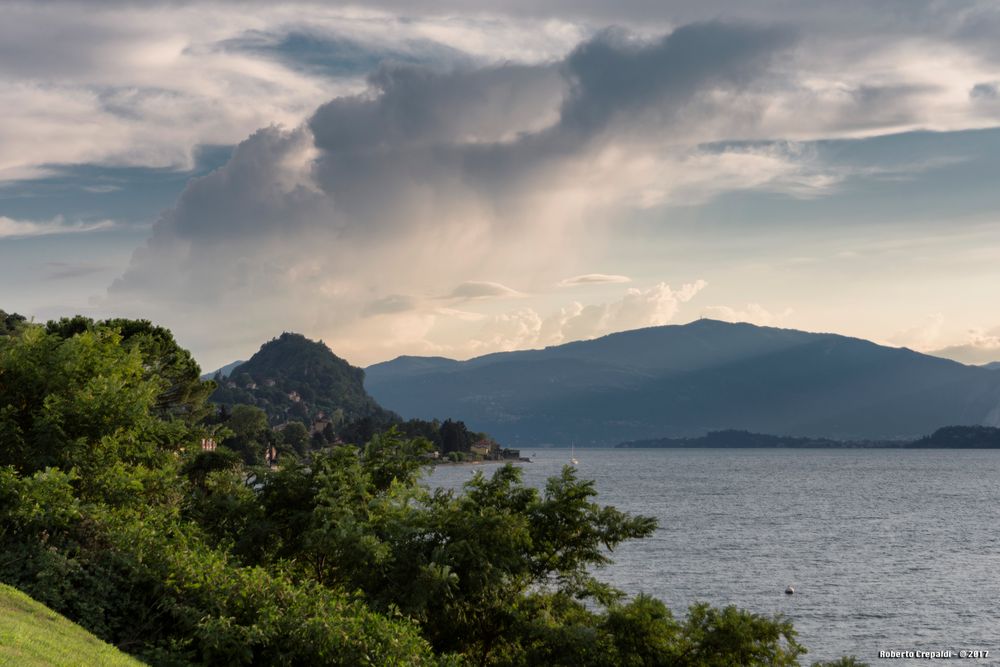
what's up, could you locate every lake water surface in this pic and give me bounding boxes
[427,449,1000,665]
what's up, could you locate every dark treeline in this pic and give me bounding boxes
[618,427,1000,449]
[0,311,864,666]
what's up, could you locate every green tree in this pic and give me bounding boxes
[0,322,440,666]
[1,315,864,667]
[0,325,184,484]
[222,405,271,465]
[0,309,27,336]
[674,603,804,666]
[279,421,310,456]
[439,419,471,454]
[44,316,215,423]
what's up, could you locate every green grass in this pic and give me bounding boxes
[0,583,145,667]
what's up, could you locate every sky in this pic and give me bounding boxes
[3,0,1000,370]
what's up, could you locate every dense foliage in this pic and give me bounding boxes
[210,332,392,426]
[0,309,26,336]
[0,315,866,665]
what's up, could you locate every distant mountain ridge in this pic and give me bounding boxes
[365,320,1000,445]
[201,359,245,380]
[617,429,897,448]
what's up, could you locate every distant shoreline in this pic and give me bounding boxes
[431,458,530,467]
[615,426,1000,450]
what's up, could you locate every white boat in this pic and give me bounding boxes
[570,444,578,466]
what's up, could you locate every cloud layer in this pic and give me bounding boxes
[6,2,1000,367]
[106,22,796,364]
[0,215,117,239]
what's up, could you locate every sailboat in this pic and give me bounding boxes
[570,444,578,466]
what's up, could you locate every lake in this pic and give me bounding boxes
[427,448,1000,665]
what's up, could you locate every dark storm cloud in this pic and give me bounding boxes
[558,23,791,135]
[108,19,797,288]
[300,22,791,235]
[310,61,563,152]
[971,82,999,100]
[157,127,328,243]
[308,20,790,154]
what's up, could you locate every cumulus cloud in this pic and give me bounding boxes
[101,22,792,364]
[930,326,1000,365]
[0,215,117,239]
[6,1,1000,183]
[0,3,581,182]
[95,10,1000,367]
[471,281,707,351]
[889,313,946,351]
[557,273,631,287]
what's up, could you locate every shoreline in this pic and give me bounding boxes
[430,458,530,467]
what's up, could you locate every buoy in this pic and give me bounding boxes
[785,586,794,595]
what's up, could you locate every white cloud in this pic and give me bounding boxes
[0,215,117,239]
[63,10,1000,367]
[701,303,794,327]
[557,273,631,287]
[889,313,946,350]
[445,281,524,300]
[930,326,1000,365]
[470,308,545,352]
[5,2,1000,185]
[99,23,777,365]
[470,280,707,352]
[0,4,584,183]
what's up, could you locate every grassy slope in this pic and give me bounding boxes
[0,583,144,667]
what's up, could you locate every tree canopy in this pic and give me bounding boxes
[0,316,865,666]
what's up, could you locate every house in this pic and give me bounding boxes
[310,417,332,435]
[470,438,500,459]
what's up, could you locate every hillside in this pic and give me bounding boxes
[211,332,394,426]
[365,320,1000,445]
[909,425,1000,448]
[0,583,144,667]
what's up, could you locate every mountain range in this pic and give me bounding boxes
[364,320,1000,445]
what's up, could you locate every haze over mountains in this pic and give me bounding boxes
[365,320,1000,445]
